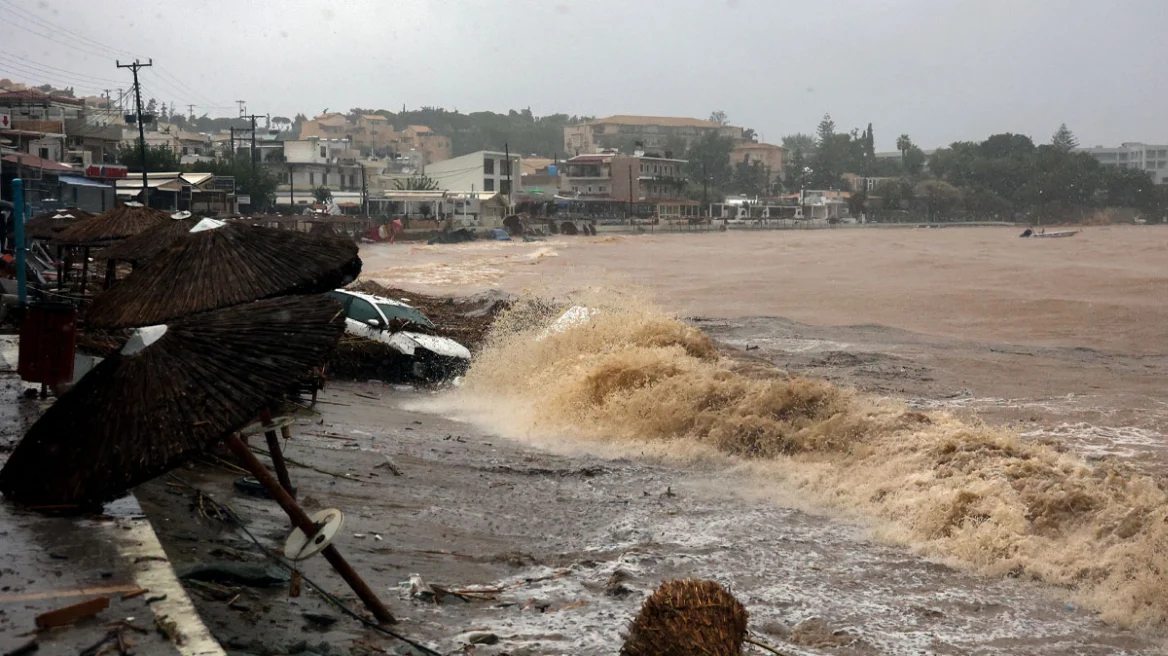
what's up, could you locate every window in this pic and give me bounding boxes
[320,146,327,158]
[587,186,593,192]
[182,147,189,155]
[346,297,383,325]
[501,159,512,176]
[1160,150,1168,157]
[483,157,494,174]
[1159,161,1166,169]
[501,180,512,195]
[322,172,328,185]
[39,147,50,159]
[309,172,315,185]
[484,178,495,191]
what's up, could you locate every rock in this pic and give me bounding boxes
[467,632,500,645]
[302,612,339,627]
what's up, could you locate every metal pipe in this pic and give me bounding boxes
[259,409,295,498]
[13,179,26,306]
[224,433,395,624]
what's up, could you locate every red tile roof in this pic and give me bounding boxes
[2,153,76,172]
[0,89,85,106]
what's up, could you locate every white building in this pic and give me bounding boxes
[273,138,365,208]
[1078,143,1168,184]
[424,150,521,196]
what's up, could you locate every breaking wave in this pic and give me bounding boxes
[450,289,1168,628]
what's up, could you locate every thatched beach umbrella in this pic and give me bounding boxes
[0,295,345,509]
[54,203,173,294]
[86,221,361,328]
[17,208,93,241]
[96,211,198,264]
[57,202,172,246]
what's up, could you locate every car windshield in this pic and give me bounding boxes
[376,303,433,328]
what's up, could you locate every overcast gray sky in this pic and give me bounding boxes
[2,0,1163,150]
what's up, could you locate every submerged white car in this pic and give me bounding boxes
[325,289,471,380]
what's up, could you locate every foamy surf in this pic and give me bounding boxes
[423,289,1168,629]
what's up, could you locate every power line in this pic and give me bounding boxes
[0,51,124,85]
[0,0,140,59]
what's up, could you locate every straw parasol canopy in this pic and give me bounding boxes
[0,295,345,509]
[621,579,748,656]
[96,211,199,264]
[57,202,172,246]
[86,221,361,328]
[16,208,93,241]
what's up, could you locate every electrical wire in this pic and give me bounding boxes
[0,0,140,60]
[166,473,441,656]
[0,52,123,86]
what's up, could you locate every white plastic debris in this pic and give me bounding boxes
[121,325,168,356]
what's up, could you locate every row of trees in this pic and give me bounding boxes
[876,127,1163,221]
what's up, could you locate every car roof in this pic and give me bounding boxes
[331,288,413,308]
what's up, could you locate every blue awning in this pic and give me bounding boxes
[59,175,112,189]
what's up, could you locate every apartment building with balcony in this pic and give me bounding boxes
[561,151,699,219]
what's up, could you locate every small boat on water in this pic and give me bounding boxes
[1019,228,1079,238]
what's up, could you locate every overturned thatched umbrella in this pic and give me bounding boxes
[95,211,198,265]
[621,579,748,656]
[0,295,345,509]
[86,220,361,328]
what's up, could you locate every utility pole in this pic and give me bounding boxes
[360,164,368,216]
[627,163,634,223]
[117,59,153,208]
[702,162,708,216]
[503,142,513,206]
[102,89,111,116]
[187,104,195,119]
[236,100,247,117]
[241,114,263,175]
[289,164,295,207]
[230,127,235,159]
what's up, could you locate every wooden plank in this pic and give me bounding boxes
[34,596,110,629]
[0,584,139,604]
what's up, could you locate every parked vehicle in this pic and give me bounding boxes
[325,289,471,381]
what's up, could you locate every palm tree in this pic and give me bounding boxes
[896,134,912,167]
[394,175,439,191]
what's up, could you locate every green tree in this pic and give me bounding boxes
[731,159,770,197]
[896,134,913,167]
[903,145,927,175]
[1051,123,1079,151]
[185,157,278,210]
[914,179,963,218]
[684,131,734,191]
[742,128,758,143]
[782,133,816,158]
[312,186,333,203]
[394,175,440,190]
[784,148,810,192]
[118,143,181,172]
[709,110,729,126]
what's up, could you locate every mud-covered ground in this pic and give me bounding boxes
[136,349,1167,656]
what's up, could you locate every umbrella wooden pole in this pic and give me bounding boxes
[259,409,295,498]
[79,247,89,301]
[225,433,395,624]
